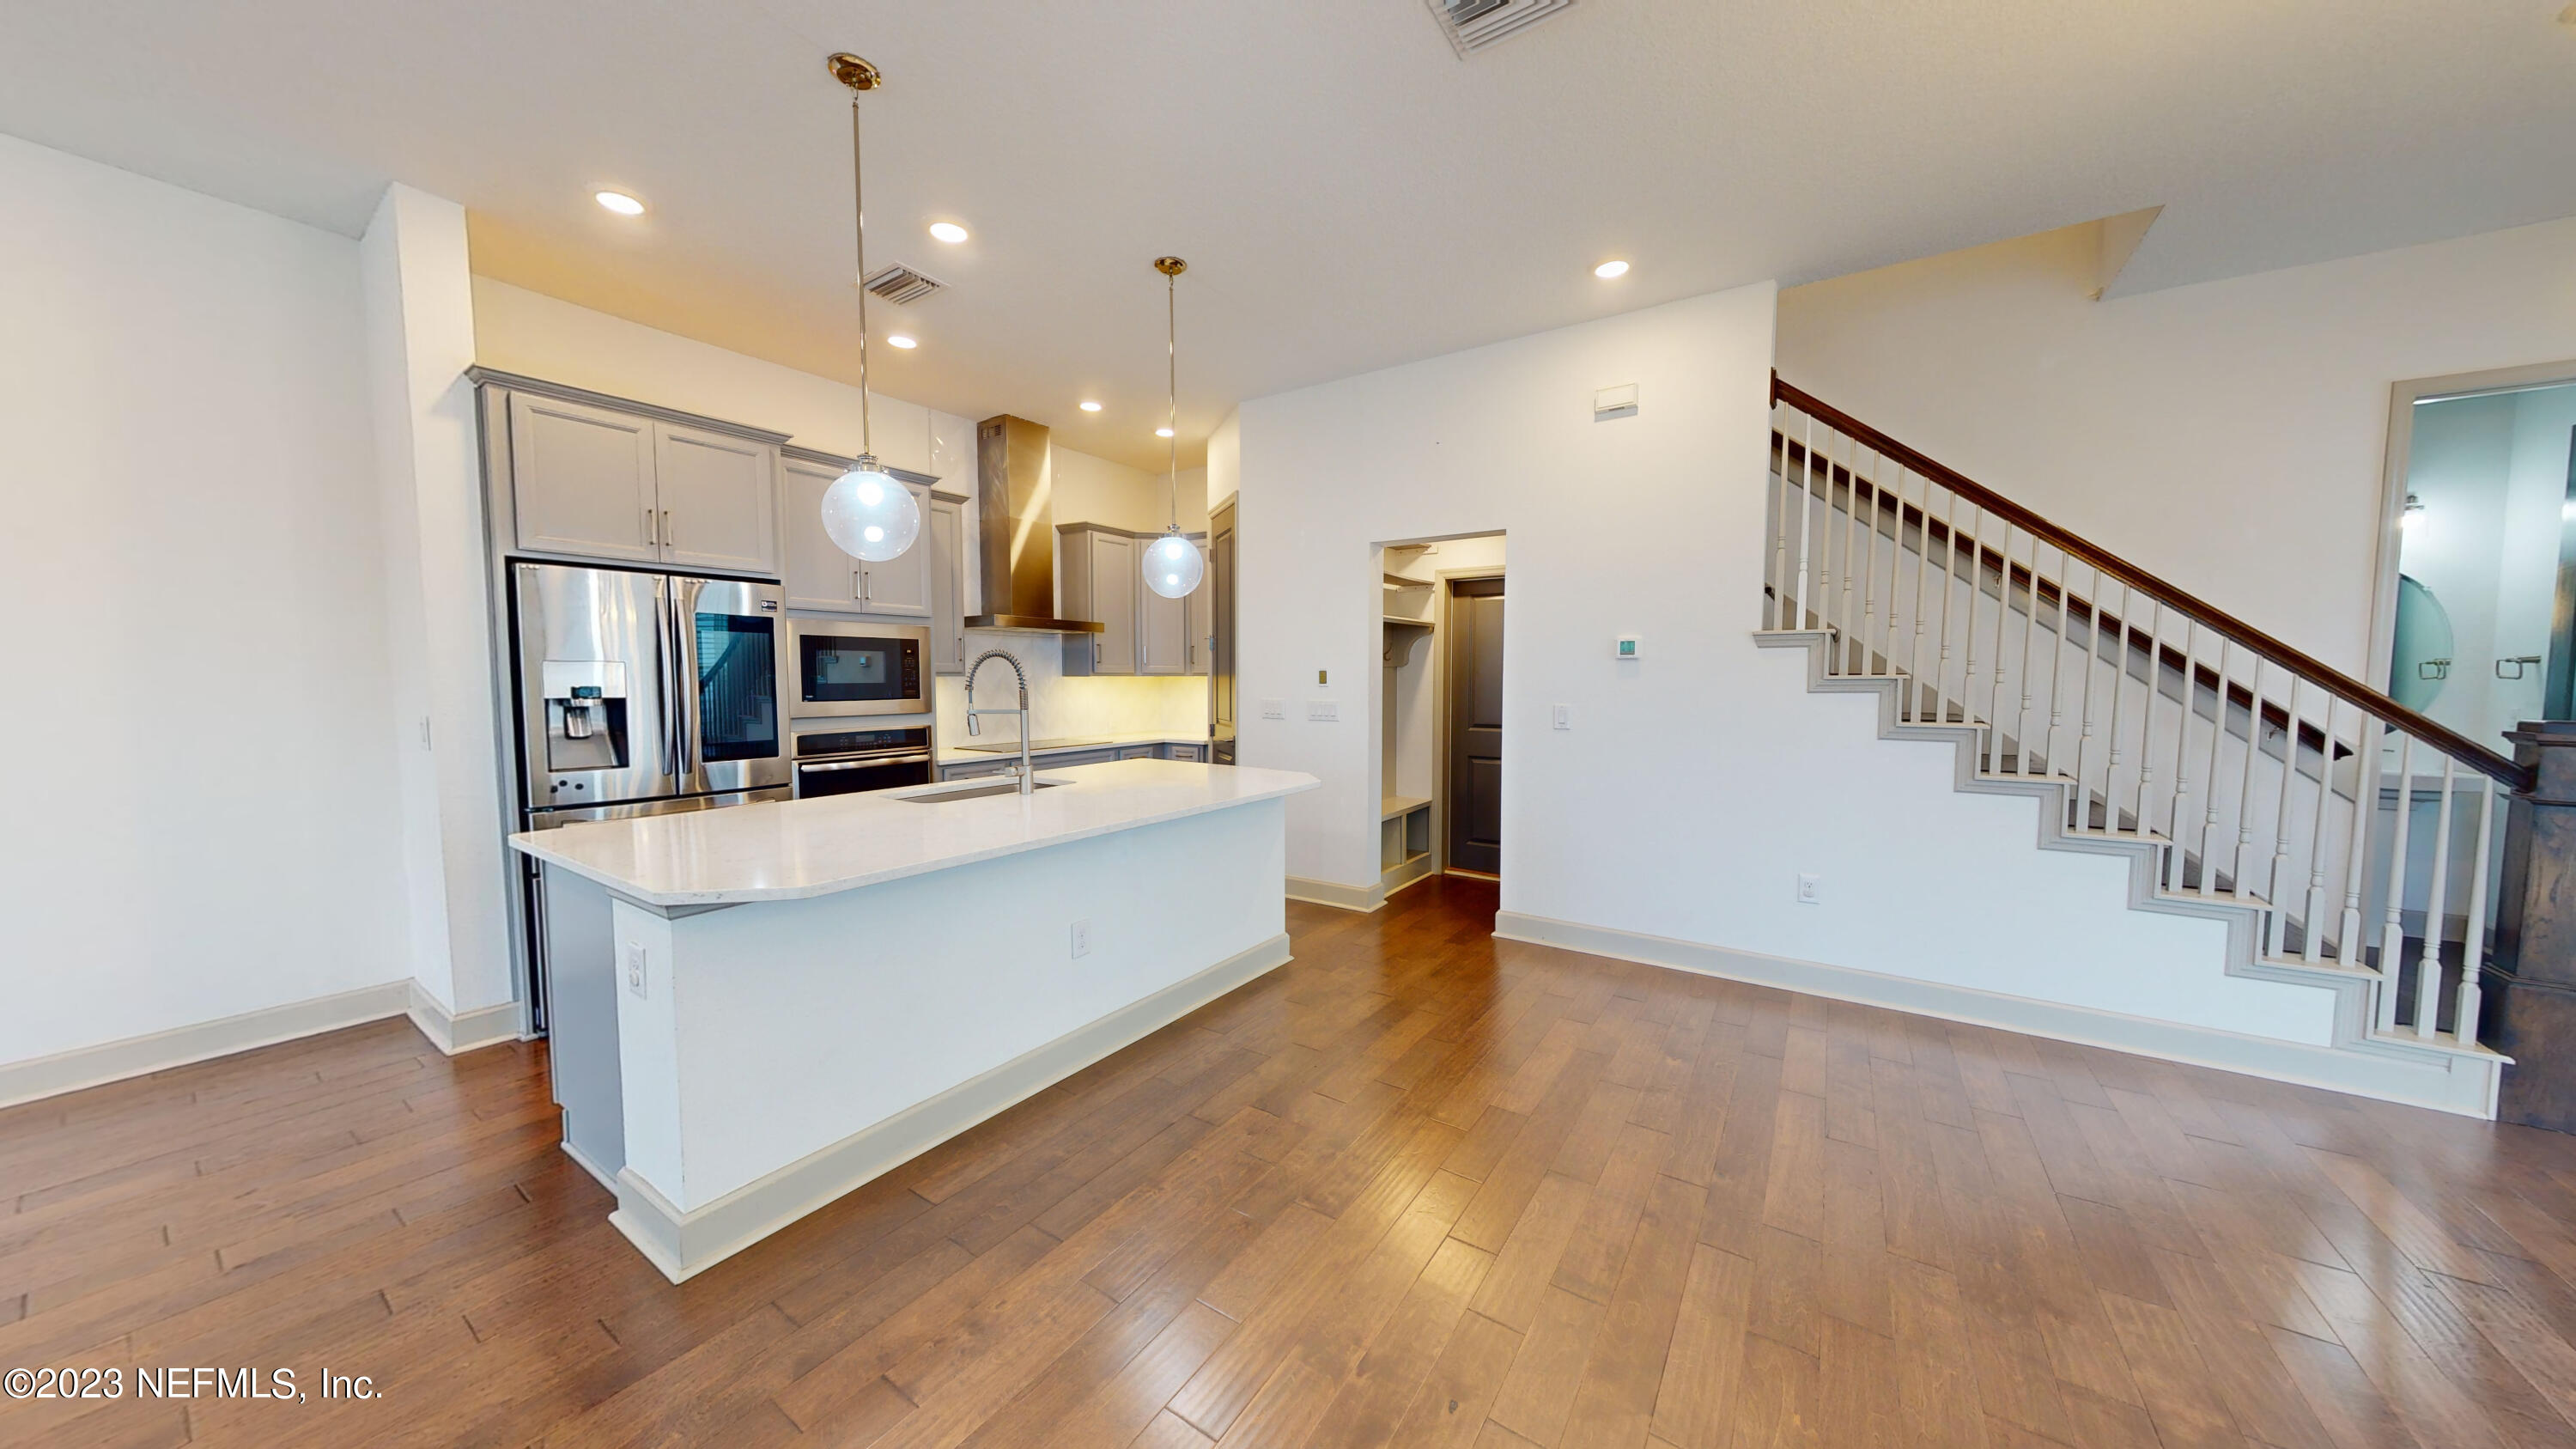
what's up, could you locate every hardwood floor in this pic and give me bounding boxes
[9,877,2576,1447]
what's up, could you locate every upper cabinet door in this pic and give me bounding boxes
[1090,532,1137,674]
[855,481,933,618]
[509,393,659,563]
[928,497,964,674]
[781,456,864,612]
[1137,562,1187,675]
[1185,540,1212,674]
[654,424,779,576]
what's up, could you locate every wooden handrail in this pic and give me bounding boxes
[1771,373,2531,790]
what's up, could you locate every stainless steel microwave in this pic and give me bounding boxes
[785,619,930,719]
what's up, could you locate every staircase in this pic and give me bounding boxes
[1762,376,2518,1116]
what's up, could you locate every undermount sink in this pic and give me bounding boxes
[900,780,1067,803]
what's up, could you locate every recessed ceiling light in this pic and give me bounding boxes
[884,334,918,349]
[595,190,646,216]
[1079,400,1103,412]
[1156,427,1175,438]
[1594,259,1629,279]
[928,221,969,244]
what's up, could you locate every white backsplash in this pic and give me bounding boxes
[934,630,1209,750]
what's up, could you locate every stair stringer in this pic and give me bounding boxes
[1756,629,2500,1108]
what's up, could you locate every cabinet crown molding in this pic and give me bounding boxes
[469,368,795,448]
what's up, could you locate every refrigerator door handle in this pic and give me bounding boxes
[670,577,698,781]
[655,576,678,781]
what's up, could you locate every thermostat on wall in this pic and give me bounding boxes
[1614,635,1642,660]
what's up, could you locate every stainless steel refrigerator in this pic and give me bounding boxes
[509,562,789,1178]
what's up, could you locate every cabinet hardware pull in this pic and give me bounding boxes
[662,509,672,548]
[645,506,657,545]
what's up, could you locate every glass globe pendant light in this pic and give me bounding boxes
[818,52,920,563]
[1142,256,1205,600]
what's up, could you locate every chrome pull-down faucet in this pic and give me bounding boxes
[962,649,1036,794]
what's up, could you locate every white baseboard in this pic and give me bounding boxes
[0,981,413,1111]
[611,930,1296,1283]
[405,982,521,1056]
[1494,910,2500,1120]
[1287,875,1382,913]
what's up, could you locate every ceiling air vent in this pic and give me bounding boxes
[861,263,946,305]
[1427,0,1575,56]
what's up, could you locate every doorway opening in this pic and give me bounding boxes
[1373,533,1504,902]
[2378,371,2576,753]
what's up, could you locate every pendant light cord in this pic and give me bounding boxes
[1165,269,1179,530]
[850,94,873,458]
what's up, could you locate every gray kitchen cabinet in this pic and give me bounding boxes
[1059,525,1136,676]
[1050,746,1123,768]
[654,423,779,576]
[939,758,1019,782]
[781,456,931,618]
[1185,539,1212,675]
[929,495,965,674]
[508,392,659,563]
[1117,745,1157,761]
[498,381,785,576]
[781,455,864,612]
[1138,557,1188,677]
[854,480,933,618]
[1161,742,1206,762]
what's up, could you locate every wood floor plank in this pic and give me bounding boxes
[9,878,2576,1449]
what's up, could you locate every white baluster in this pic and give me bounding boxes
[2074,569,2105,829]
[2458,776,2497,1044]
[1990,525,2014,773]
[2235,659,2266,902]
[1839,435,1861,674]
[2102,588,2123,835]
[1959,505,1980,732]
[2015,542,2040,776]
[2415,755,2457,1038]
[2338,715,2381,968]
[2166,618,2196,892]
[2132,598,2161,837]
[1769,410,1791,630]
[1803,410,1824,629]
[2268,680,2304,953]
[1906,471,1930,719]
[2303,698,2339,964]
[2201,640,2230,898]
[1947,500,1968,721]
[2042,548,2067,781]
[2378,733,2416,1033]
[1856,447,1880,673]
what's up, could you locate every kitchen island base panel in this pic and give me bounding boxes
[607,928,1291,1283]
[603,795,1291,1279]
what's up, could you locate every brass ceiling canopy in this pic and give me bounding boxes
[1154,256,1188,277]
[827,52,882,92]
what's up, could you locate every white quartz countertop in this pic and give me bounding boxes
[509,759,1318,908]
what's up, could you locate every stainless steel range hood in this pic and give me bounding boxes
[964,414,1104,633]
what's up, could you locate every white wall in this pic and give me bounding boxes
[1777,214,2576,675]
[1238,283,2329,1045]
[0,134,412,1065]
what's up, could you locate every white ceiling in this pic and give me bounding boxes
[5,2,2573,470]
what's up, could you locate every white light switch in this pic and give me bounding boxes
[1261,698,1285,720]
[1308,701,1339,721]
[624,941,648,998]
[1552,704,1571,730]
[1796,874,1822,905]
[1070,919,1091,959]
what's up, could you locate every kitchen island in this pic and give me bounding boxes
[507,758,1318,1282]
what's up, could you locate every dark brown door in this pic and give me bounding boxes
[1211,499,1237,763]
[1447,575,1504,874]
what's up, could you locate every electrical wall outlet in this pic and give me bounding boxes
[1308,701,1339,721]
[1552,704,1571,730]
[1261,698,1285,720]
[1070,919,1091,959]
[624,941,648,998]
[1795,874,1821,905]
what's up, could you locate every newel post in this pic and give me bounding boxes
[2486,721,2576,1130]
